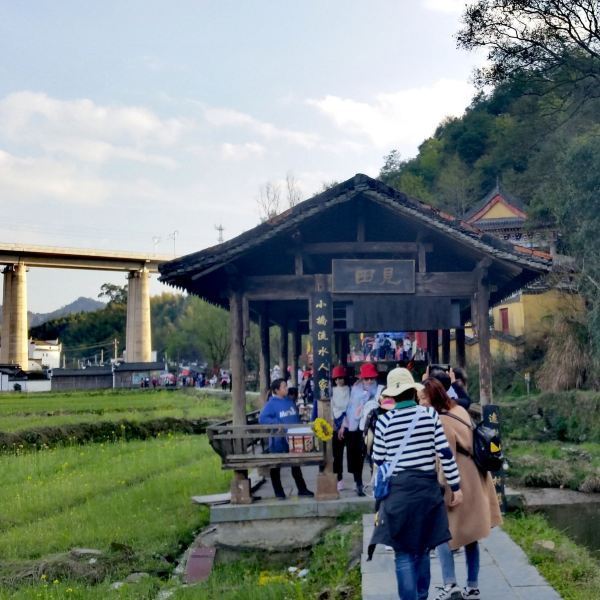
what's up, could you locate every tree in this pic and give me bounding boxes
[98,283,127,305]
[285,171,302,208]
[457,1,600,101]
[257,181,281,222]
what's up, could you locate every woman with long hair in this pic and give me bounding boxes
[420,377,502,600]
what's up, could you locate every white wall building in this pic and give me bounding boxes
[29,339,62,369]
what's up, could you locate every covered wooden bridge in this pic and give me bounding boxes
[159,173,551,502]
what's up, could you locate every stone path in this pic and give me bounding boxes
[361,514,562,600]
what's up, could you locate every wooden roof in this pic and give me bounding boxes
[159,174,551,322]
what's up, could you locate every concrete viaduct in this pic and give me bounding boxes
[0,243,171,369]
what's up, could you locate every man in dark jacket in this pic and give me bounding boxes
[259,378,314,499]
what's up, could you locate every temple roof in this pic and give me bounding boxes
[464,183,527,223]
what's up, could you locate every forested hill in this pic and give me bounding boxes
[378,76,600,225]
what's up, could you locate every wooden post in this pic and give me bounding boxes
[279,322,288,381]
[475,269,492,406]
[290,320,299,387]
[441,329,451,365]
[427,330,439,363]
[455,327,466,368]
[258,304,270,405]
[229,288,251,504]
[340,332,350,365]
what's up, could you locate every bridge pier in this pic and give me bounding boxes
[1,263,28,368]
[125,268,152,362]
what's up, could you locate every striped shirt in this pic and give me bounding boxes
[372,403,461,491]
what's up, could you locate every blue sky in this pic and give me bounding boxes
[0,0,482,312]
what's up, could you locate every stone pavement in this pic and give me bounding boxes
[361,514,562,600]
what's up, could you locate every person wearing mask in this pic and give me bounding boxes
[331,365,351,491]
[368,368,462,600]
[259,378,314,500]
[338,363,383,496]
[420,377,502,600]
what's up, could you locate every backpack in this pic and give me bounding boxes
[442,412,504,474]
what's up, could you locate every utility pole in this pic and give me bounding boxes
[168,230,179,257]
[215,224,225,243]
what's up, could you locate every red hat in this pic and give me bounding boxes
[331,365,347,379]
[359,363,378,379]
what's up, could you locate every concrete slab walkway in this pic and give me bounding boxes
[361,514,562,600]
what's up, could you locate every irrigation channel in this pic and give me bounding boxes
[540,502,600,558]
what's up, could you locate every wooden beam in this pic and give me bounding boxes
[441,329,451,364]
[302,242,433,255]
[427,330,439,363]
[258,304,270,405]
[243,272,477,300]
[455,327,466,368]
[418,243,427,273]
[279,321,289,380]
[290,320,300,387]
[294,252,304,276]
[229,289,246,427]
[474,270,492,406]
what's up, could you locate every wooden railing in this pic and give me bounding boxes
[206,421,325,471]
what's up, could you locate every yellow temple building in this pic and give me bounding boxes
[458,185,580,362]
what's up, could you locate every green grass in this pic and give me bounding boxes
[0,435,230,565]
[504,513,600,600]
[506,440,600,491]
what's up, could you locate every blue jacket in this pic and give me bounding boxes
[259,395,301,453]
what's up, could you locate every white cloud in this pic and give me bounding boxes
[0,149,110,205]
[423,0,467,13]
[220,142,266,160]
[308,78,474,150]
[0,91,188,167]
[204,106,320,148]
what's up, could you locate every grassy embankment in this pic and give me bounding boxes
[500,391,600,492]
[504,513,600,600]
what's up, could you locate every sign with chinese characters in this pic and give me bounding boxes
[483,404,507,513]
[310,292,333,401]
[332,259,415,294]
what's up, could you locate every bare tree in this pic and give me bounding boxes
[457,1,600,100]
[285,171,302,208]
[256,181,281,222]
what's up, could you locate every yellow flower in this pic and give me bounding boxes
[40,574,47,580]
[312,418,333,442]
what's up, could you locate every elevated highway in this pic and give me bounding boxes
[0,243,172,369]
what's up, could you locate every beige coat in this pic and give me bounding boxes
[440,405,502,549]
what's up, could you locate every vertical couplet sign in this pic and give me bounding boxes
[483,404,507,513]
[310,292,333,401]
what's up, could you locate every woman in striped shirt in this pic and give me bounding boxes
[368,367,462,600]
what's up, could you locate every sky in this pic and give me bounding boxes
[0,0,483,312]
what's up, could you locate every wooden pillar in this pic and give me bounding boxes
[455,327,466,368]
[474,270,492,406]
[340,332,350,365]
[279,322,288,380]
[290,321,300,387]
[229,289,246,425]
[441,329,451,365]
[258,305,270,405]
[427,330,439,363]
[229,288,250,504]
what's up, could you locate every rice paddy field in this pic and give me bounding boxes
[0,390,236,598]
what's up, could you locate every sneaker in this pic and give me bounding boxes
[337,480,345,492]
[462,588,480,600]
[433,584,462,600]
[275,493,287,501]
[356,485,366,497]
[298,489,314,497]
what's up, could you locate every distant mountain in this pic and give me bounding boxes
[0,296,105,328]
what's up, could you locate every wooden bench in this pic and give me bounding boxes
[206,423,325,471]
